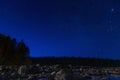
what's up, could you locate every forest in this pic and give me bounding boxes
[31,57,120,67]
[0,33,120,67]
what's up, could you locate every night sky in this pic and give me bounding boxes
[0,0,120,59]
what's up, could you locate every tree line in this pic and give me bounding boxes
[31,57,120,67]
[1,33,120,67]
[0,33,31,65]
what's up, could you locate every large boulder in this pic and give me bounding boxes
[54,68,73,80]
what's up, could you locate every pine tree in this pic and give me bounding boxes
[0,34,31,65]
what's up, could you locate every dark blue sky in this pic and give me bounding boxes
[0,0,120,59]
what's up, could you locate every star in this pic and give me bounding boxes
[111,8,114,12]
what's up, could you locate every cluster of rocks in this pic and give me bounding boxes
[0,64,118,80]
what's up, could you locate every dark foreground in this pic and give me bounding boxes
[0,64,120,80]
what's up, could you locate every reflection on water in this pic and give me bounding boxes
[40,75,120,80]
[89,75,120,80]
[107,75,120,80]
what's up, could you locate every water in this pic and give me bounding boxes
[107,75,120,80]
[88,75,120,80]
[1,75,118,80]
[38,78,48,80]
[38,75,120,80]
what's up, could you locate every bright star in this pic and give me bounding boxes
[111,8,114,12]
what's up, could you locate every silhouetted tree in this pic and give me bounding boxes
[15,40,30,64]
[0,33,31,65]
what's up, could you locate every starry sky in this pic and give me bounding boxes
[0,0,120,59]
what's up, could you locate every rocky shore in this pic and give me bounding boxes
[0,64,119,80]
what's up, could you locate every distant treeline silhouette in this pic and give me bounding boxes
[31,57,120,67]
[0,33,31,65]
[1,33,120,66]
